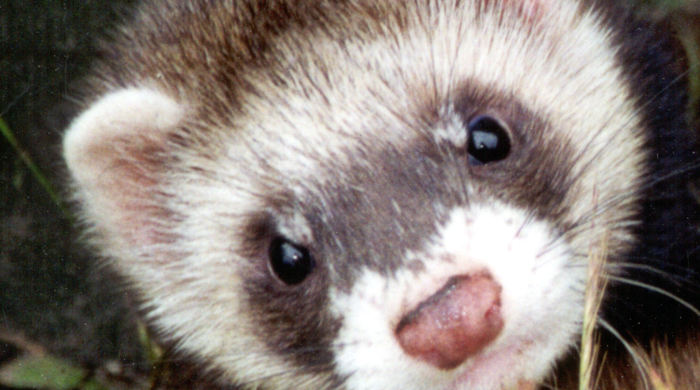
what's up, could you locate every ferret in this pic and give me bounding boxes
[62,0,699,389]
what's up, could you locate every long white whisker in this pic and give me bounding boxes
[597,319,651,390]
[607,276,699,316]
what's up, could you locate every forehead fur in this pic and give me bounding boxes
[161,0,646,248]
[93,0,647,191]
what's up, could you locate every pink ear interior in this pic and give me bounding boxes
[63,88,186,248]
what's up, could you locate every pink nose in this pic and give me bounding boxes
[395,273,504,369]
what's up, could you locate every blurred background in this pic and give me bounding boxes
[1,1,699,389]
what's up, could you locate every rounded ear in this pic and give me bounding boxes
[63,88,186,249]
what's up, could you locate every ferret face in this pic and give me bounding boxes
[63,0,654,389]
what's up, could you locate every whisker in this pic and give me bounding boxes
[607,261,693,285]
[596,318,651,390]
[607,276,699,316]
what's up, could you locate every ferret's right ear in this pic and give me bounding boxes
[63,88,185,249]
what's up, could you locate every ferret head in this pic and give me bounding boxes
[63,0,673,389]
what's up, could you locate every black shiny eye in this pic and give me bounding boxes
[467,115,511,165]
[268,237,315,285]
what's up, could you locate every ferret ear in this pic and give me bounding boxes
[63,88,185,249]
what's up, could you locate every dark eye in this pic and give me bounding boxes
[268,237,315,285]
[467,115,511,165]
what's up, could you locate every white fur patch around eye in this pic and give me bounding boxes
[433,107,468,149]
[275,210,314,244]
[330,204,585,390]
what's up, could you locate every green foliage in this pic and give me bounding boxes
[0,355,107,390]
[0,116,69,217]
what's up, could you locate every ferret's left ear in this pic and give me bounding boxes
[63,88,186,249]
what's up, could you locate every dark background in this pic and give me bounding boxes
[1,0,699,388]
[1,1,146,387]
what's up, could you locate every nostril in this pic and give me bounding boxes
[395,273,503,369]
